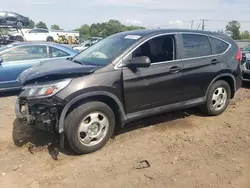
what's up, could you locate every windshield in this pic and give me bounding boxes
[242,45,250,51]
[72,33,142,66]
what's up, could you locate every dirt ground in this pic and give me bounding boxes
[0,85,250,188]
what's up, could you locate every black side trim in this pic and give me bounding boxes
[58,91,126,133]
[125,97,206,124]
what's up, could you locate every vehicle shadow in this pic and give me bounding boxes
[12,107,204,157]
[114,107,204,137]
[0,90,20,97]
[242,81,250,88]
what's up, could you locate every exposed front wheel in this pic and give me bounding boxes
[201,80,231,116]
[64,102,115,154]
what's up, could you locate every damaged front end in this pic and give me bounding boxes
[15,79,72,132]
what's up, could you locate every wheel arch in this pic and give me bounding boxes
[58,91,126,133]
[206,73,236,99]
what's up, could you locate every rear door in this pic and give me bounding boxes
[0,45,48,89]
[180,33,222,100]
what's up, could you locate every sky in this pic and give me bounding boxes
[1,0,250,31]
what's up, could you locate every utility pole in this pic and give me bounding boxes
[201,19,208,30]
[191,20,194,30]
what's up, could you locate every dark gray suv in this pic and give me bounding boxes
[15,29,242,154]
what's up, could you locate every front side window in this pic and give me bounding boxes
[72,33,141,66]
[37,29,49,33]
[1,45,47,62]
[131,35,176,63]
[50,47,69,58]
[182,34,212,59]
[209,37,229,54]
[29,29,39,33]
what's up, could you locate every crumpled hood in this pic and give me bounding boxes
[18,58,98,85]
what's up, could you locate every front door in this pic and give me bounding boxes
[122,34,184,114]
[5,12,17,26]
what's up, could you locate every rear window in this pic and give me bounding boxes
[209,37,229,54]
[182,34,212,59]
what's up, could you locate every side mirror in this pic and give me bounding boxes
[0,57,3,64]
[123,56,151,68]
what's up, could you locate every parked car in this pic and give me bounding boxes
[73,38,102,52]
[9,28,59,42]
[0,11,29,27]
[0,42,78,91]
[240,44,250,81]
[15,29,242,154]
[0,34,15,46]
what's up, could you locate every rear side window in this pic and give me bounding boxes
[209,37,229,54]
[49,47,69,58]
[182,34,212,59]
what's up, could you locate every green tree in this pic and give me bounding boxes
[226,20,241,40]
[35,21,48,29]
[51,24,61,30]
[75,19,145,39]
[28,19,35,28]
[241,31,250,39]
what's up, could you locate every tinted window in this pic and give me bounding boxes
[182,34,212,59]
[209,37,229,54]
[36,29,49,33]
[132,35,176,63]
[29,29,39,33]
[1,46,47,62]
[50,47,69,58]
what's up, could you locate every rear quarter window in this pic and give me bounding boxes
[182,34,212,59]
[209,37,229,54]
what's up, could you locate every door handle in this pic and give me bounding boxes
[169,66,182,73]
[211,59,219,65]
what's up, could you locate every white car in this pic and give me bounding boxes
[9,28,59,42]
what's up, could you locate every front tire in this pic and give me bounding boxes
[64,101,115,154]
[201,80,231,116]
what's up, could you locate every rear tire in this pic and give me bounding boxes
[201,80,231,116]
[64,101,115,154]
[46,37,54,42]
[16,21,23,27]
[15,36,24,42]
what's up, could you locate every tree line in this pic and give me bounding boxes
[225,20,250,40]
[27,19,144,39]
[27,19,249,40]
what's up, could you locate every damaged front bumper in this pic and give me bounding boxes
[15,97,65,132]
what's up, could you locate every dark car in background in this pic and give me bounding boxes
[0,11,29,27]
[15,29,242,155]
[240,44,250,81]
[0,42,78,91]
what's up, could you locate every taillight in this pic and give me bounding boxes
[236,46,242,62]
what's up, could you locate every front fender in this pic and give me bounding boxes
[57,91,126,133]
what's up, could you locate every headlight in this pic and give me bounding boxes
[19,79,72,99]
